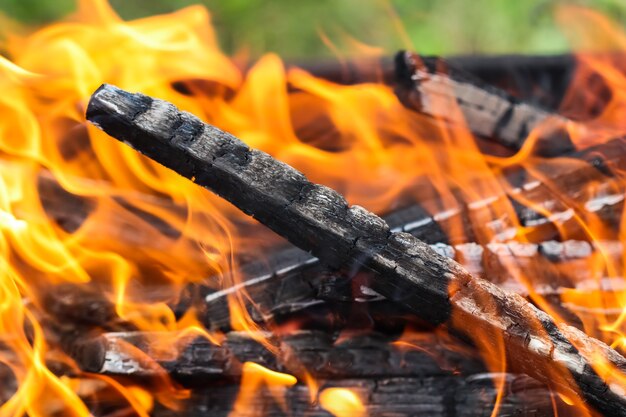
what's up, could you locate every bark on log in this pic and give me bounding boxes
[394,51,578,153]
[86,84,626,416]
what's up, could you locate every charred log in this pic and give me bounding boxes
[71,330,568,416]
[70,330,484,381]
[394,51,577,153]
[200,239,619,331]
[87,84,626,416]
[153,375,570,417]
[297,53,575,112]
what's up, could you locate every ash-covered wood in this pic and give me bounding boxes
[86,84,626,416]
[394,51,577,153]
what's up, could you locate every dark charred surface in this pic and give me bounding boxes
[153,375,574,417]
[86,85,626,416]
[394,51,576,153]
[294,54,575,112]
[70,330,484,382]
[71,330,572,416]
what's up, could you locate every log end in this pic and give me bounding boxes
[70,335,107,373]
[87,84,151,128]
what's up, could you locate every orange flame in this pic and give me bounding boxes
[229,362,297,417]
[319,388,366,417]
[0,0,624,415]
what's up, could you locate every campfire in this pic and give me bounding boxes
[2,1,626,416]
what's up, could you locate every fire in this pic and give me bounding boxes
[0,0,624,415]
[229,362,297,417]
[318,388,366,417]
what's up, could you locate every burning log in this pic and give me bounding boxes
[72,331,566,416]
[299,53,575,111]
[44,238,603,334]
[35,130,626,251]
[86,84,626,416]
[71,330,483,381]
[394,51,577,153]
[152,375,566,417]
[371,137,626,244]
[200,239,616,331]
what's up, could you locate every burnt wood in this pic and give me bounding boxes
[86,84,626,416]
[43,239,602,333]
[37,132,626,249]
[71,330,483,381]
[394,51,576,153]
[200,239,619,331]
[153,375,570,417]
[72,331,568,416]
[45,238,613,335]
[297,53,575,111]
[36,168,184,239]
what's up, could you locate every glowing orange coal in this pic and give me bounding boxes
[0,0,624,415]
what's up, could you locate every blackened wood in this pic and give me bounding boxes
[296,53,575,112]
[71,330,481,381]
[72,330,566,416]
[36,132,626,249]
[153,375,570,417]
[201,239,619,331]
[394,51,576,153]
[43,283,118,327]
[86,84,626,416]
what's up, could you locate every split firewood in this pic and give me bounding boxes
[394,51,579,153]
[152,375,567,417]
[300,53,574,111]
[45,237,613,334]
[200,239,618,331]
[70,330,483,381]
[71,330,566,416]
[86,84,626,416]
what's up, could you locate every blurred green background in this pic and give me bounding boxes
[0,0,625,58]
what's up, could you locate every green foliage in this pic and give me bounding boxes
[0,0,625,57]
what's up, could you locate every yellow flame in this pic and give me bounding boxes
[0,1,624,415]
[319,388,366,417]
[229,362,297,417]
